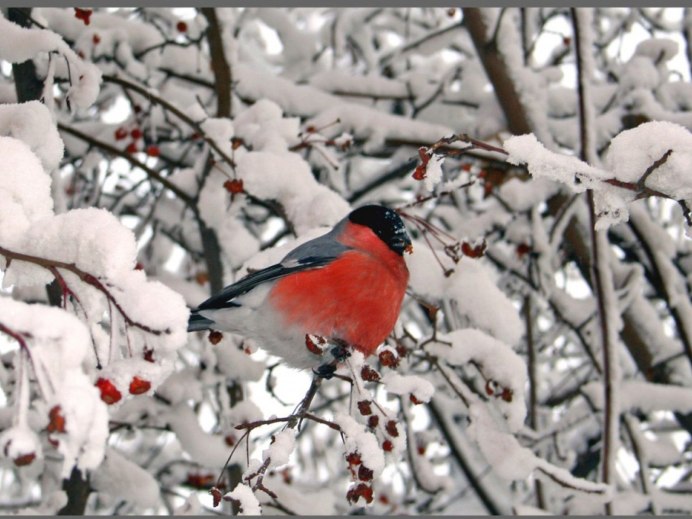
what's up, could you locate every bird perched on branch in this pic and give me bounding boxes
[188,205,412,376]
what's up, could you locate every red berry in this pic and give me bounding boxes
[223,179,244,194]
[92,33,101,45]
[130,128,143,140]
[409,394,423,405]
[501,387,513,403]
[176,21,188,33]
[129,376,151,395]
[305,334,326,355]
[224,434,236,447]
[114,127,128,140]
[382,440,393,452]
[485,380,495,396]
[231,137,244,150]
[367,415,379,428]
[95,378,122,405]
[126,142,138,154]
[412,165,427,181]
[146,145,160,157]
[47,405,66,433]
[74,8,92,26]
[461,240,487,258]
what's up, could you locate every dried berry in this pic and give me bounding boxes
[357,400,372,416]
[378,349,400,369]
[367,415,379,428]
[210,486,222,507]
[208,330,223,345]
[345,452,361,466]
[382,440,393,452]
[358,464,374,481]
[360,365,381,382]
[13,452,36,467]
[385,420,399,437]
[143,348,155,363]
[176,21,188,33]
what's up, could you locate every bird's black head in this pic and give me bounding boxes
[348,205,412,256]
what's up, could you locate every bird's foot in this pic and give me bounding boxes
[311,338,351,379]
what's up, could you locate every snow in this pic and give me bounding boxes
[164,403,237,469]
[0,424,42,465]
[381,373,434,403]
[582,380,692,415]
[334,412,386,477]
[429,328,527,431]
[91,448,161,510]
[505,124,692,230]
[422,153,445,191]
[227,483,262,515]
[0,102,64,171]
[234,64,454,148]
[0,136,54,246]
[504,133,608,190]
[0,13,102,109]
[0,298,109,477]
[236,150,350,234]
[263,429,295,469]
[407,247,524,346]
[605,121,692,199]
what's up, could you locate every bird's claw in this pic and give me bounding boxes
[312,339,351,379]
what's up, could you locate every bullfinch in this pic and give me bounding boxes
[188,205,412,374]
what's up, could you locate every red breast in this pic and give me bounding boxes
[267,221,409,356]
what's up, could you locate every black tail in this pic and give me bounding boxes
[188,310,215,332]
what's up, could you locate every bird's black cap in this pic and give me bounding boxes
[348,205,412,255]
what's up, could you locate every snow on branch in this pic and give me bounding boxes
[504,121,692,231]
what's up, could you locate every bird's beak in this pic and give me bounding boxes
[404,243,413,254]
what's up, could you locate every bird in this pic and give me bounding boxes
[188,204,412,376]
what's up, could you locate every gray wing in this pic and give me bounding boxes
[195,226,350,312]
